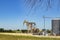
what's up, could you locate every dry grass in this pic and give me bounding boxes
[0,34,60,40]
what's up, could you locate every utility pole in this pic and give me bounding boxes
[43,16,45,30]
[43,16,46,36]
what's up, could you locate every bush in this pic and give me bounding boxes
[21,30,27,33]
[46,29,51,33]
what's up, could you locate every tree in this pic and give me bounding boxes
[0,28,4,32]
[23,20,36,33]
[42,29,46,32]
[17,29,20,31]
[46,29,51,33]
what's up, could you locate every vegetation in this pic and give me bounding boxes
[0,34,60,40]
[46,29,51,33]
[0,28,20,33]
[21,30,27,33]
[0,28,4,32]
[0,28,51,34]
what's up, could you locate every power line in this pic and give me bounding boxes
[43,16,60,36]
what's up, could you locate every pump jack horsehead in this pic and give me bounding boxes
[23,20,36,33]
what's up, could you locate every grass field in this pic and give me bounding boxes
[0,34,60,40]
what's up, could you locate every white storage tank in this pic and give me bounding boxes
[52,19,60,35]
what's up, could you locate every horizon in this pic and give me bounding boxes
[0,0,60,30]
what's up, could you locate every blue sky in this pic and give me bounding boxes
[0,0,60,30]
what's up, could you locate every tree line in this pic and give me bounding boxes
[0,28,51,33]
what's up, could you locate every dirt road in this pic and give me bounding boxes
[0,33,60,38]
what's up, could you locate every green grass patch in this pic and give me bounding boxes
[0,34,60,40]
